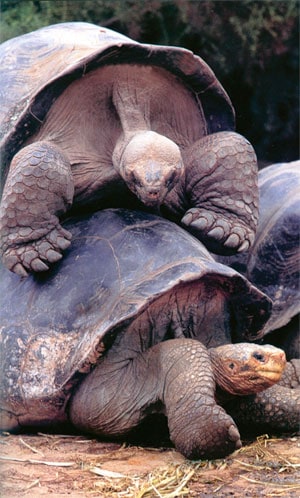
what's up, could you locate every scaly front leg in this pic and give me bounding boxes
[69,338,241,460]
[181,131,258,255]
[0,141,74,276]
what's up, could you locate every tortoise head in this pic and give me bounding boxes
[115,131,184,207]
[209,343,286,396]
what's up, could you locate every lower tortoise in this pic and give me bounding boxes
[0,22,258,277]
[0,208,298,460]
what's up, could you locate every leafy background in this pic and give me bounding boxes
[1,0,299,164]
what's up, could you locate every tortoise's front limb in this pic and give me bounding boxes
[225,360,300,432]
[278,359,300,389]
[69,338,241,460]
[0,141,74,276]
[180,131,258,255]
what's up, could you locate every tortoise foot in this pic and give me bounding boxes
[1,224,72,277]
[181,207,255,255]
[170,404,242,460]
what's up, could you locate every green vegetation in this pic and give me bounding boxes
[1,0,298,162]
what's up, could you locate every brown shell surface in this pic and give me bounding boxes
[0,209,271,426]
[0,21,235,176]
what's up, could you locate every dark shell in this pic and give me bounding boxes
[0,208,270,427]
[220,161,300,335]
[249,161,300,333]
[0,22,234,181]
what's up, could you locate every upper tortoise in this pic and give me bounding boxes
[0,22,258,276]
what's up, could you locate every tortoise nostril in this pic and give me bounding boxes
[147,190,159,198]
[252,352,265,362]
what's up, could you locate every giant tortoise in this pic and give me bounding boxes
[1,208,298,460]
[0,22,258,277]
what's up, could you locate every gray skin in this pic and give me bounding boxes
[0,209,299,460]
[0,22,258,278]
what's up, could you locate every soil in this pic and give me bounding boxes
[0,432,299,497]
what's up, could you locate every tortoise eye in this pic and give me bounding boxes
[130,171,143,188]
[229,362,235,370]
[252,352,265,362]
[166,172,176,188]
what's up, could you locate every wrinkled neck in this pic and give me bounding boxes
[112,133,133,177]
[112,71,151,134]
[112,74,151,178]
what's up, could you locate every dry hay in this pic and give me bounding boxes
[0,432,299,497]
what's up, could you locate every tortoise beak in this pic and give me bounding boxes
[255,349,286,382]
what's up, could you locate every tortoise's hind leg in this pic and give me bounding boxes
[69,338,241,460]
[181,131,258,255]
[0,141,74,276]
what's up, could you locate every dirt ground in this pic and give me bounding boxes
[0,431,299,497]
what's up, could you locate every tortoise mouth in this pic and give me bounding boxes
[136,186,167,207]
[229,363,285,394]
[225,367,284,395]
[143,192,163,207]
[255,353,286,377]
[256,367,283,380]
[244,366,285,390]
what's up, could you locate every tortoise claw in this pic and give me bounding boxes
[207,226,225,241]
[1,223,72,276]
[237,239,250,252]
[182,207,254,254]
[224,233,240,249]
[228,424,242,446]
[31,258,50,272]
[46,249,63,263]
[12,263,29,278]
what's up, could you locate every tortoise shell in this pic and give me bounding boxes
[0,22,235,184]
[0,208,270,430]
[248,161,300,333]
[219,161,300,337]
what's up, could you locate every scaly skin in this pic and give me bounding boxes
[69,339,242,460]
[168,131,259,255]
[0,142,74,276]
[0,130,258,275]
[225,385,300,432]
[278,359,300,389]
[69,340,286,460]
